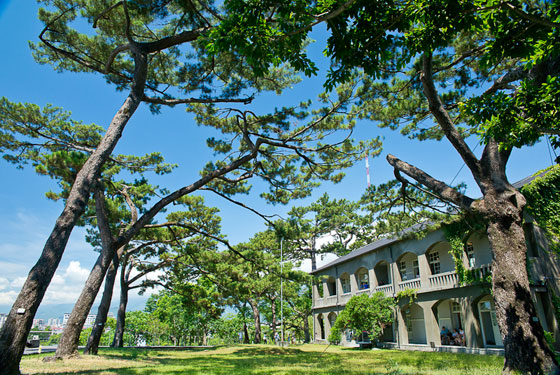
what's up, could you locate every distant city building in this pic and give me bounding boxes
[62,313,98,329]
[84,314,97,328]
[47,318,61,328]
[32,318,44,330]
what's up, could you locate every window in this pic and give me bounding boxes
[341,275,351,294]
[452,302,461,313]
[358,269,369,290]
[428,251,441,274]
[465,242,475,268]
[399,261,407,281]
[413,260,420,279]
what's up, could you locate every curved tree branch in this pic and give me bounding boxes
[387,154,475,210]
[420,53,481,177]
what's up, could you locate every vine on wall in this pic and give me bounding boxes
[521,165,560,254]
[443,214,489,286]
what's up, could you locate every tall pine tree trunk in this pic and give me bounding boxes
[0,53,147,375]
[483,191,558,374]
[243,322,250,344]
[248,299,261,344]
[55,243,118,357]
[112,279,129,347]
[303,314,310,343]
[84,250,121,354]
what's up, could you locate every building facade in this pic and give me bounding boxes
[311,219,560,353]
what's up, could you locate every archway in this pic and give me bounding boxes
[317,314,325,340]
[477,295,503,347]
[434,299,465,346]
[374,260,391,286]
[327,312,337,339]
[355,267,370,290]
[397,252,419,282]
[402,303,427,344]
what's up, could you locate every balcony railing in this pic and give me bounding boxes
[398,278,421,291]
[428,270,459,290]
[474,264,492,280]
[355,288,370,295]
[375,284,394,297]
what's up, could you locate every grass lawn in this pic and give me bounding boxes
[21,344,504,375]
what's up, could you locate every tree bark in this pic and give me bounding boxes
[55,247,114,358]
[409,52,559,374]
[84,249,121,355]
[0,52,147,375]
[112,272,129,348]
[55,188,120,358]
[243,322,250,344]
[303,314,310,343]
[248,299,261,344]
[483,192,558,375]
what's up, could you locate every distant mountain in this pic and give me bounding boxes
[0,296,149,321]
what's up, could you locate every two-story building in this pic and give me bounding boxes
[311,215,560,353]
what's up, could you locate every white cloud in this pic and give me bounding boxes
[63,261,90,283]
[41,261,91,305]
[0,290,18,305]
[0,277,9,290]
[10,277,26,288]
[298,253,338,273]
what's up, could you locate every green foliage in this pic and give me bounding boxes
[521,165,560,253]
[395,288,417,304]
[79,328,93,346]
[360,179,455,242]
[544,331,556,351]
[47,333,60,345]
[443,215,490,286]
[328,292,395,344]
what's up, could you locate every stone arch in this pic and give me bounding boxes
[374,260,391,286]
[327,311,338,339]
[396,252,419,281]
[401,303,427,344]
[432,298,465,346]
[317,313,326,341]
[425,241,454,275]
[473,294,503,347]
[355,266,370,290]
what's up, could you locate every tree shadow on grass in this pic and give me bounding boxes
[32,346,347,375]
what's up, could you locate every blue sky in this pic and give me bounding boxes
[0,1,555,318]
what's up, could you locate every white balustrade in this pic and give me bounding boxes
[375,284,394,297]
[428,270,459,289]
[398,278,421,291]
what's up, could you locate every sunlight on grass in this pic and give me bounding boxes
[20,344,503,375]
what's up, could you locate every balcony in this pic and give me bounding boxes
[375,284,394,297]
[474,264,492,280]
[428,270,459,290]
[355,288,370,296]
[398,278,421,291]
